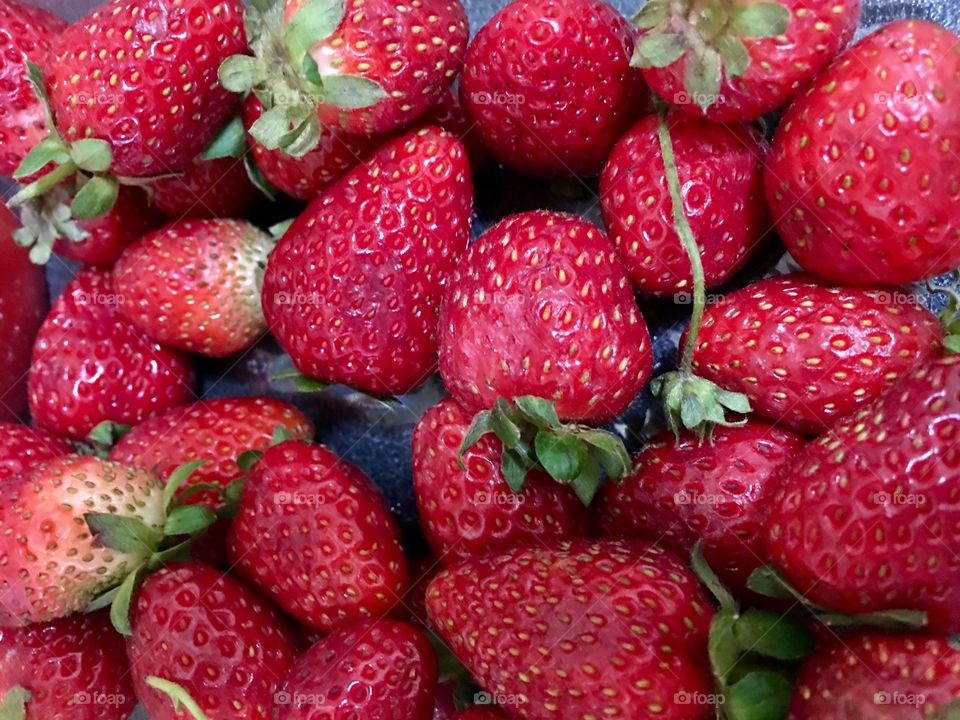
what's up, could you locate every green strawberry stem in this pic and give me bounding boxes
[0,686,30,720]
[650,112,752,440]
[145,677,211,720]
[459,396,632,506]
[692,543,812,720]
[8,161,77,206]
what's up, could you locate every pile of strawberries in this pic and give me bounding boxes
[0,0,959,718]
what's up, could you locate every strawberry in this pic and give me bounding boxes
[45,0,247,180]
[601,419,805,593]
[227,439,408,631]
[788,632,960,719]
[0,422,71,482]
[420,86,491,171]
[413,397,589,564]
[632,0,860,121]
[600,111,769,295]
[127,563,296,720]
[767,355,960,632]
[150,154,262,220]
[438,210,652,423]
[220,0,468,154]
[28,268,196,440]
[686,274,944,434]
[453,711,509,720]
[243,94,387,202]
[460,0,647,178]
[113,219,275,357]
[0,455,166,626]
[766,19,960,285]
[0,206,46,422]
[426,540,715,720]
[109,396,314,510]
[0,611,135,720]
[262,126,473,396]
[274,620,437,720]
[0,0,65,176]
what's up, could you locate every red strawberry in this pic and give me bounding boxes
[243,95,387,202]
[453,711,509,720]
[0,455,165,626]
[150,154,261,220]
[687,274,943,434]
[44,0,247,179]
[0,422,71,482]
[413,397,589,564]
[110,396,314,509]
[426,540,715,720]
[28,268,195,440]
[633,0,860,121]
[766,20,960,285]
[439,210,652,423]
[601,419,805,592]
[223,0,468,155]
[227,439,408,631]
[45,186,164,266]
[420,86,491,170]
[0,611,135,720]
[274,620,437,720]
[113,219,275,357]
[0,0,65,176]
[788,632,960,719]
[262,127,473,395]
[128,563,295,720]
[460,0,647,178]
[767,355,960,632]
[0,206,46,421]
[600,112,769,295]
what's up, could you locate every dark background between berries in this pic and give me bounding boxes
[16,0,960,555]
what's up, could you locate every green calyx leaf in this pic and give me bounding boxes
[632,0,670,29]
[164,505,217,537]
[163,460,207,511]
[24,61,57,134]
[937,289,960,354]
[747,565,928,630]
[284,0,346,60]
[237,450,262,473]
[245,154,279,200]
[14,136,69,179]
[14,189,90,266]
[0,686,30,720]
[71,175,119,219]
[268,218,295,239]
[458,397,631,505]
[85,513,163,556]
[729,3,791,38]
[272,425,293,445]
[651,371,751,442]
[632,32,686,69]
[108,564,146,635]
[684,48,723,113]
[317,73,386,109]
[724,671,793,720]
[733,610,813,661]
[145,677,211,720]
[218,54,266,94]
[70,139,112,173]
[87,420,132,448]
[269,368,328,392]
[715,35,750,78]
[203,115,247,159]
